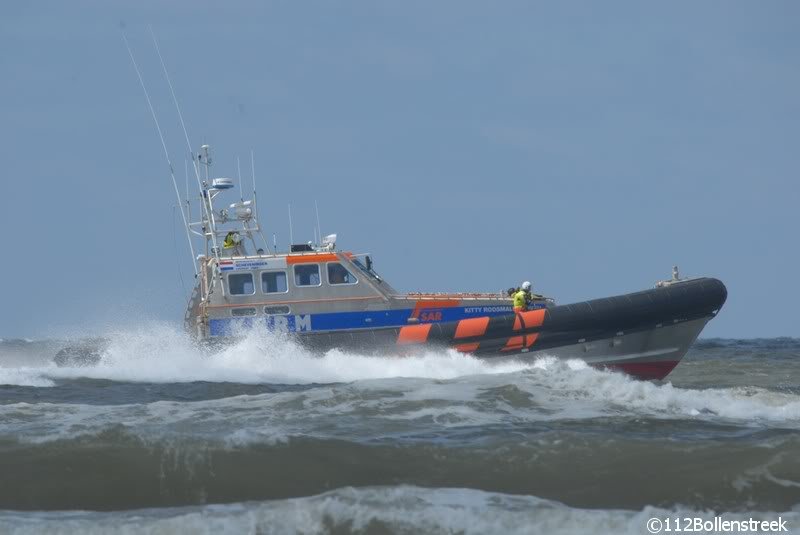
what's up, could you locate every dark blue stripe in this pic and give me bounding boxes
[207,304,534,337]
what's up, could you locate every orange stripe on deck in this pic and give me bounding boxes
[455,343,479,353]
[286,253,340,265]
[397,324,433,345]
[454,317,490,339]
[513,309,546,331]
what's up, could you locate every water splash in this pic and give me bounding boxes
[1,324,798,430]
[0,322,534,386]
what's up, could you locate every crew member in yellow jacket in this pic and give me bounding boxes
[513,281,533,312]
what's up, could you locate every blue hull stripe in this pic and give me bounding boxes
[208,304,542,337]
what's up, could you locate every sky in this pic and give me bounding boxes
[1,1,798,338]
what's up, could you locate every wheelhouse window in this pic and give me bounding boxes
[352,256,382,282]
[261,271,288,293]
[264,305,291,315]
[294,264,321,286]
[327,262,358,285]
[228,273,255,295]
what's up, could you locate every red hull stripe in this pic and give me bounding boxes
[454,317,490,339]
[602,360,680,381]
[455,343,480,353]
[397,324,433,344]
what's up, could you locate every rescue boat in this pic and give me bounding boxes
[178,145,727,381]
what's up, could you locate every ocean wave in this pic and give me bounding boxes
[1,486,798,535]
[0,424,798,511]
[2,352,799,451]
[1,325,798,427]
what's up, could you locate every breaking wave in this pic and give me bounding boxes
[0,486,798,535]
[1,327,799,511]
[0,323,534,387]
[0,325,798,431]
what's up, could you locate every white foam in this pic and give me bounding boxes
[0,486,797,535]
[521,356,800,424]
[3,362,799,447]
[22,322,534,385]
[0,368,55,388]
[1,323,799,437]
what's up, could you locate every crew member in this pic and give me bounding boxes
[512,281,533,312]
[223,231,238,249]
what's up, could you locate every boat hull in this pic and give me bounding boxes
[520,316,712,380]
[294,277,728,381]
[57,278,727,382]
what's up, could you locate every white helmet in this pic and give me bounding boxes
[521,281,531,291]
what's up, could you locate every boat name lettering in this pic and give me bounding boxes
[464,306,512,314]
[265,314,312,332]
[295,314,312,332]
[231,260,273,270]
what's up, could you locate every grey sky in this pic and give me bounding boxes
[1,1,797,338]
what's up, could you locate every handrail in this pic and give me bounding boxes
[205,295,384,309]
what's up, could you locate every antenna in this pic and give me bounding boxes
[250,150,269,252]
[148,26,200,182]
[122,31,197,276]
[273,232,277,253]
[288,204,294,245]
[184,158,195,238]
[184,159,189,205]
[314,200,322,247]
[148,25,220,259]
[250,151,257,193]
[236,156,243,201]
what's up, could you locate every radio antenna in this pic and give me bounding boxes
[314,200,322,246]
[184,158,193,236]
[148,26,200,182]
[250,150,270,252]
[148,25,220,259]
[236,156,243,201]
[288,204,294,246]
[122,31,197,276]
[184,159,189,204]
[250,150,258,200]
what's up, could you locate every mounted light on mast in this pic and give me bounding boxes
[231,200,254,221]
[210,178,234,190]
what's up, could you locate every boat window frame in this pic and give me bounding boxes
[264,305,291,316]
[326,261,359,286]
[260,269,289,295]
[292,263,322,288]
[227,272,256,296]
[351,256,382,282]
[231,307,257,317]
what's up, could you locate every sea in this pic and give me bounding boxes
[0,326,798,534]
